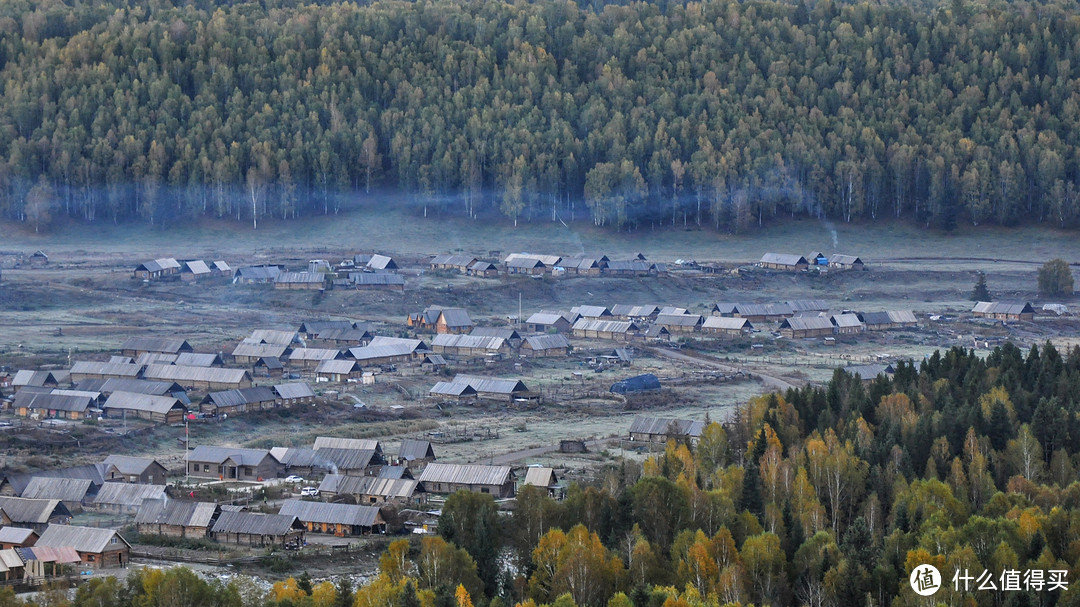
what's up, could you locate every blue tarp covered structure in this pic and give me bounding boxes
[610,374,661,394]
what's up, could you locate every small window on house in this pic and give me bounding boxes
[481,487,490,494]
[245,467,253,475]
[111,537,117,544]
[87,555,95,562]
[204,465,210,472]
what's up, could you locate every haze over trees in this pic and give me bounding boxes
[2,0,1080,232]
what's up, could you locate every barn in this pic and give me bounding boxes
[315,359,364,382]
[135,500,219,539]
[972,301,1036,321]
[525,312,573,333]
[275,271,326,290]
[211,511,305,548]
[572,319,638,341]
[418,463,515,497]
[759,253,809,271]
[701,316,753,336]
[828,254,865,270]
[186,446,283,481]
[653,314,703,333]
[779,316,835,338]
[520,334,572,357]
[278,500,385,536]
[430,255,478,273]
[830,314,865,334]
[200,386,279,416]
[431,334,508,357]
[102,391,187,424]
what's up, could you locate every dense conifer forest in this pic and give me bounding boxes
[6,342,1080,607]
[2,0,1080,230]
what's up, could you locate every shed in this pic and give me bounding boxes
[142,365,252,390]
[430,255,478,273]
[610,374,662,394]
[233,265,282,284]
[180,260,212,281]
[349,273,405,290]
[521,467,562,498]
[653,314,704,333]
[278,500,385,536]
[29,250,48,267]
[288,348,345,368]
[521,334,572,357]
[610,305,660,321]
[972,301,1036,321]
[232,342,291,365]
[313,437,382,452]
[467,261,499,277]
[701,316,753,336]
[830,314,865,334]
[431,334,508,357]
[273,383,317,406]
[366,255,398,271]
[102,391,187,424]
[778,316,835,338]
[398,439,436,468]
[505,257,546,275]
[12,391,93,420]
[274,271,326,290]
[572,319,638,341]
[525,312,573,334]
[759,253,809,271]
[315,359,364,382]
[317,475,422,506]
[0,526,37,549]
[828,254,865,270]
[844,364,896,381]
[91,483,167,514]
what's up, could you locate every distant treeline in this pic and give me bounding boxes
[2,0,1080,230]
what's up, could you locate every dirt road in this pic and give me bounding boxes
[645,347,800,391]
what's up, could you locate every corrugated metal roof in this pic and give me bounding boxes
[273,383,315,399]
[572,319,636,333]
[248,329,298,345]
[12,370,58,387]
[760,253,807,266]
[21,478,92,502]
[235,266,282,281]
[505,253,561,266]
[523,467,557,487]
[70,361,142,377]
[187,446,276,466]
[431,254,478,267]
[828,254,862,266]
[175,353,220,367]
[629,416,704,437]
[0,527,35,545]
[74,378,178,396]
[350,273,405,286]
[429,381,477,397]
[4,465,106,496]
[431,334,505,350]
[454,374,530,394]
[275,271,325,284]
[12,392,93,413]
[780,317,835,331]
[318,475,418,499]
[20,545,81,564]
[831,314,864,329]
[313,437,381,452]
[378,466,409,479]
[102,455,163,476]
[103,391,184,415]
[469,327,520,340]
[36,524,128,553]
[506,257,545,269]
[232,342,290,358]
[314,448,379,470]
[399,439,435,461]
[134,499,217,528]
[785,299,831,312]
[143,365,250,385]
[610,305,659,318]
[278,500,382,527]
[605,260,653,272]
[973,301,1035,315]
[469,261,497,271]
[418,463,511,486]
[611,374,662,393]
[526,312,569,325]
[887,310,918,324]
[349,342,423,361]
[203,386,278,409]
[314,328,372,342]
[438,309,473,328]
[211,511,300,536]
[315,359,361,374]
[858,311,893,325]
[366,254,396,270]
[522,334,571,351]
[571,306,610,318]
[654,314,703,327]
[0,548,24,569]
[213,261,231,272]
[702,317,752,330]
[93,483,167,507]
[136,353,177,365]
[289,348,344,362]
[183,260,211,275]
[120,337,191,354]
[369,337,426,349]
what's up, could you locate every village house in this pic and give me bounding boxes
[1,464,107,499]
[232,265,282,284]
[180,260,212,282]
[35,524,129,569]
[0,527,37,549]
[844,363,896,382]
[317,475,422,506]
[779,316,836,338]
[418,463,515,497]
[249,329,301,345]
[628,416,705,444]
[759,253,809,271]
[132,258,181,281]
[12,391,93,420]
[431,334,508,357]
[436,308,474,334]
[134,500,219,539]
[604,260,654,276]
[200,386,279,416]
[522,467,563,499]
[298,321,354,339]
[525,312,573,334]
[712,302,795,322]
[29,250,49,267]
[74,378,185,400]
[210,511,304,548]
[91,483,167,515]
[12,370,65,392]
[102,391,187,424]
[273,383,317,406]
[520,334,572,357]
[269,447,380,477]
[438,374,535,402]
[653,314,704,333]
[315,359,364,382]
[831,314,866,334]
[69,361,142,383]
[211,261,231,276]
[408,307,443,331]
[857,310,918,331]
[186,446,283,481]
[141,365,252,390]
[278,500,385,536]
[572,319,638,341]
[430,254,478,273]
[571,305,612,319]
[505,257,546,275]
[288,348,346,369]
[828,254,865,270]
[275,271,326,290]
[468,261,499,277]
[313,437,382,452]
[397,439,436,469]
[972,301,1036,321]
[470,326,522,343]
[0,498,72,532]
[349,337,428,366]
[365,254,398,272]
[311,327,373,346]
[349,273,406,291]
[558,257,604,275]
[785,300,831,314]
[102,455,168,485]
[429,381,478,403]
[701,316,754,336]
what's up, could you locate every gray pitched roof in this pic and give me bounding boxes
[828,254,863,265]
[702,317,752,330]
[182,260,211,275]
[571,305,611,318]
[785,299,831,312]
[36,524,129,553]
[431,334,505,350]
[74,378,180,396]
[317,475,418,499]
[313,437,381,452]
[831,314,865,329]
[453,374,530,395]
[232,342,291,358]
[366,254,397,270]
[315,359,362,374]
[134,499,217,528]
[203,386,278,408]
[142,365,250,385]
[273,383,315,400]
[120,337,192,354]
[437,308,474,328]
[69,361,142,378]
[973,301,1036,315]
[92,483,167,507]
[234,266,282,281]
[247,329,299,345]
[572,319,637,333]
[288,348,344,362]
[779,316,835,331]
[399,439,435,461]
[760,253,808,266]
[629,416,705,437]
[525,312,569,325]
[654,314,703,327]
[186,446,277,466]
[102,455,164,477]
[0,497,70,524]
[102,391,184,415]
[211,511,301,536]
[417,463,512,486]
[350,273,405,286]
[0,527,36,544]
[469,327,521,340]
[844,364,896,379]
[275,271,325,284]
[21,477,93,502]
[278,500,381,527]
[12,392,93,413]
[522,334,571,350]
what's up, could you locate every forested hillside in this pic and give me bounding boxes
[2,0,1080,231]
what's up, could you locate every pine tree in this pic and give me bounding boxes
[971,272,991,301]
